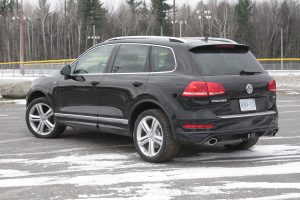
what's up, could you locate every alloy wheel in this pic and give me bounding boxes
[136,116,163,157]
[29,103,55,136]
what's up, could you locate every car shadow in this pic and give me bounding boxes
[58,127,134,147]
[57,127,237,159]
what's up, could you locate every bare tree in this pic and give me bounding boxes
[36,0,51,59]
[1,0,300,63]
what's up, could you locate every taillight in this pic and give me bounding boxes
[182,81,225,97]
[182,124,214,129]
[268,80,276,92]
[207,82,226,96]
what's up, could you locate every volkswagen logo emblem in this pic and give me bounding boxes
[246,84,253,94]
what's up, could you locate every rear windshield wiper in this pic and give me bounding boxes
[240,70,262,75]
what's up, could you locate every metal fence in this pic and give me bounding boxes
[258,58,300,71]
[0,58,299,77]
[0,59,74,77]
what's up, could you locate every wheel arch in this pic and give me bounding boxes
[26,90,52,108]
[128,99,174,137]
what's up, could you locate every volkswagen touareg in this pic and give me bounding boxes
[25,36,279,162]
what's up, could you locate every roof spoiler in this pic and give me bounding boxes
[189,44,250,51]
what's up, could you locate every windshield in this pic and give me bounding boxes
[190,47,266,76]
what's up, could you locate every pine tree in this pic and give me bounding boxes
[151,0,171,35]
[7,0,16,14]
[126,0,142,14]
[78,0,106,28]
[0,0,9,16]
[77,0,106,49]
[234,0,253,45]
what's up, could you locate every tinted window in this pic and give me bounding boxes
[73,45,115,74]
[190,48,265,76]
[112,44,149,73]
[151,46,175,72]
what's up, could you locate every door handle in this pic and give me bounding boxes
[132,82,143,87]
[91,81,100,86]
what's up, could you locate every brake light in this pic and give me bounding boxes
[182,124,214,129]
[268,80,276,92]
[182,81,225,97]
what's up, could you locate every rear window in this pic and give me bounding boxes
[190,46,265,76]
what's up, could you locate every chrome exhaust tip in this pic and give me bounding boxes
[206,138,218,145]
[272,130,277,136]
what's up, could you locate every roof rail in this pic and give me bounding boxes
[184,37,237,44]
[105,36,188,43]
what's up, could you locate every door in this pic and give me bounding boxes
[98,44,150,135]
[54,44,116,127]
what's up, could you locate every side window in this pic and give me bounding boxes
[112,44,149,73]
[73,45,115,74]
[151,46,176,72]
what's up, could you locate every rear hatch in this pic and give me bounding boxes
[189,44,276,116]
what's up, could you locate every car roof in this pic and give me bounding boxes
[101,36,239,49]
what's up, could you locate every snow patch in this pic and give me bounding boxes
[174,145,300,162]
[219,181,300,190]
[261,136,300,140]
[1,161,300,188]
[0,159,27,164]
[28,153,129,164]
[0,147,92,157]
[230,193,300,200]
[0,99,26,105]
[73,183,227,200]
[0,77,37,81]
[0,169,31,178]
[286,91,300,95]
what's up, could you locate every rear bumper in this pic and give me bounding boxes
[173,111,279,143]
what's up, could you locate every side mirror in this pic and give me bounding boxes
[60,65,71,76]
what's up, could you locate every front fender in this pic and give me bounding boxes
[26,76,59,108]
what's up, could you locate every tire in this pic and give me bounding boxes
[224,135,259,150]
[26,97,66,138]
[133,109,180,163]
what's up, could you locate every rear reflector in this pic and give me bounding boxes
[268,80,276,92]
[182,81,225,97]
[183,124,214,129]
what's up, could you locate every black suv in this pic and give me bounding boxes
[26,36,279,162]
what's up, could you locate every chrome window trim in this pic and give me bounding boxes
[150,44,177,73]
[54,113,128,125]
[70,43,116,75]
[218,111,277,119]
[71,43,177,75]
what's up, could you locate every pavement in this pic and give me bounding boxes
[0,95,300,200]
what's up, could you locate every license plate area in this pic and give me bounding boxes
[239,99,256,112]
